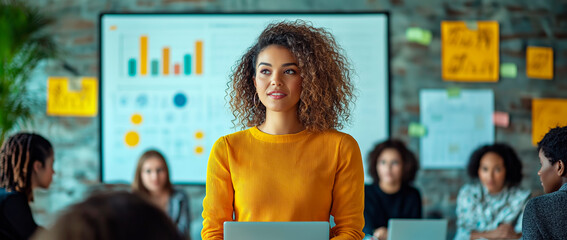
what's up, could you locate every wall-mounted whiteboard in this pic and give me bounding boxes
[100,13,390,184]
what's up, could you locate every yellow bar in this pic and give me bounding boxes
[140,36,148,75]
[163,47,170,75]
[196,40,203,75]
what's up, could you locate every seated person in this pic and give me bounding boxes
[132,150,191,239]
[363,139,421,240]
[0,133,55,240]
[455,143,530,240]
[31,191,182,240]
[522,126,567,239]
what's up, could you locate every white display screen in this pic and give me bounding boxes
[100,13,390,184]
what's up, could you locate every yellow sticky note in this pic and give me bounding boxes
[526,46,553,80]
[442,21,499,82]
[532,98,567,145]
[47,77,98,117]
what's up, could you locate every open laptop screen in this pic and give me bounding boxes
[387,219,447,240]
[224,221,329,240]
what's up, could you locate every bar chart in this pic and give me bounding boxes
[126,35,203,77]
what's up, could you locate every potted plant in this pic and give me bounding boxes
[0,0,57,144]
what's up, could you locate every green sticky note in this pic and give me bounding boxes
[409,122,427,137]
[406,27,432,45]
[447,87,461,98]
[500,63,518,78]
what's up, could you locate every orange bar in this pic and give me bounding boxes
[174,63,180,75]
[140,36,148,75]
[196,40,203,75]
[163,47,170,75]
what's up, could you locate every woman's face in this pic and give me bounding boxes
[141,157,168,193]
[34,154,55,189]
[478,152,507,194]
[376,148,403,185]
[538,149,563,193]
[254,45,302,115]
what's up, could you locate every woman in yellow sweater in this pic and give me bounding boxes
[201,20,365,240]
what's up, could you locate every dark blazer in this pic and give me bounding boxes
[0,188,39,240]
[522,183,567,240]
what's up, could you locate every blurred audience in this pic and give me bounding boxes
[132,150,191,239]
[32,191,182,240]
[363,139,421,240]
[1,133,55,240]
[455,143,530,240]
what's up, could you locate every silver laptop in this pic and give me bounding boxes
[224,221,329,240]
[387,219,447,240]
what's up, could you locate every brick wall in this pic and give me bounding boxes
[20,0,567,239]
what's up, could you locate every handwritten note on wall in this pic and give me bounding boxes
[532,98,567,145]
[47,77,98,117]
[527,46,554,80]
[442,21,499,82]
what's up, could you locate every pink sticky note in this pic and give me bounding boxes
[493,111,510,127]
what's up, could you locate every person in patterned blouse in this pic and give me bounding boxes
[454,143,530,240]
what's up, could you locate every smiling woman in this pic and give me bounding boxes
[202,20,364,240]
[228,20,354,132]
[254,45,303,134]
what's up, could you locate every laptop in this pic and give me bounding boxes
[387,219,447,240]
[224,221,329,240]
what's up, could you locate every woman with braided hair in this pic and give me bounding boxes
[0,133,55,240]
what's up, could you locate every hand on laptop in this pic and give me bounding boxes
[373,227,388,240]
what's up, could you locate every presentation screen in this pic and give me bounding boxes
[100,13,390,184]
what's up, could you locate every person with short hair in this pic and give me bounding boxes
[132,150,191,240]
[522,126,567,240]
[201,20,364,240]
[455,143,530,240]
[31,191,183,240]
[0,133,55,240]
[363,139,421,240]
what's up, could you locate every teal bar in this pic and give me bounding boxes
[128,59,136,77]
[184,54,191,75]
[151,60,159,76]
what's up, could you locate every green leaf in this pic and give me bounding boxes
[0,0,57,144]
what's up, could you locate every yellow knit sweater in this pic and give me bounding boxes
[201,127,365,240]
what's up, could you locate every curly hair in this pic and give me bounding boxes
[368,139,419,185]
[228,20,355,131]
[467,143,523,188]
[0,132,53,200]
[538,126,567,169]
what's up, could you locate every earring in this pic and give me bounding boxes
[253,92,259,108]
